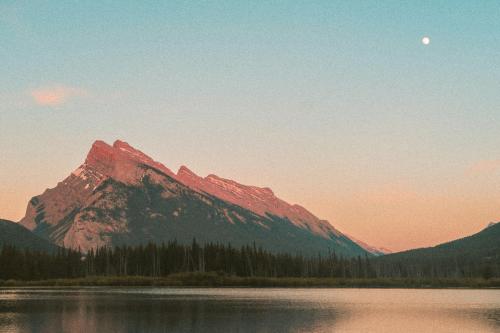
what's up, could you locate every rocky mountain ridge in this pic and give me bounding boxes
[19,140,372,256]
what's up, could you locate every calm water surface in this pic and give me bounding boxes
[0,287,499,332]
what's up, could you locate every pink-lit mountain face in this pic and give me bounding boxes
[20,140,371,256]
[177,166,343,240]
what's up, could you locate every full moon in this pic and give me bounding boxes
[422,36,430,45]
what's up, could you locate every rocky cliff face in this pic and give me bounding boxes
[19,140,369,257]
[177,166,342,240]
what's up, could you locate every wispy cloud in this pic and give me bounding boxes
[466,160,500,175]
[30,85,87,107]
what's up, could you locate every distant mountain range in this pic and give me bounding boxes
[17,140,372,257]
[0,219,58,253]
[346,236,392,256]
[7,139,498,264]
[378,222,500,277]
[382,222,500,261]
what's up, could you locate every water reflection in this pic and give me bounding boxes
[0,288,499,332]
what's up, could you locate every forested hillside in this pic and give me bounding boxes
[376,223,500,279]
[0,219,58,253]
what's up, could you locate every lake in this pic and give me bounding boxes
[0,288,499,332]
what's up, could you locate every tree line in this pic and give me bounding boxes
[0,239,498,281]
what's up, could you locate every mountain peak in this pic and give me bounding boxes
[112,139,129,148]
[178,165,198,177]
[112,140,156,164]
[112,140,143,155]
[18,138,370,256]
[83,140,347,240]
[85,140,115,171]
[93,139,111,148]
[84,139,176,182]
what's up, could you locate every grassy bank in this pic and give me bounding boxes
[1,273,499,288]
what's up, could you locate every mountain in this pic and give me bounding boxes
[19,140,370,257]
[0,219,58,252]
[176,166,345,242]
[377,222,500,277]
[383,222,500,260]
[347,236,392,256]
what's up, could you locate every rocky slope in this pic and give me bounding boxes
[19,140,370,257]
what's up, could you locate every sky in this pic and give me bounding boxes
[1,1,500,252]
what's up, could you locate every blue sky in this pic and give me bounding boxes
[1,1,500,250]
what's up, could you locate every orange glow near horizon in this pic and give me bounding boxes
[316,190,499,252]
[2,0,500,256]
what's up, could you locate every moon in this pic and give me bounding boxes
[421,36,430,45]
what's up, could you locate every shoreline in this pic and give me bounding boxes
[1,273,499,289]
